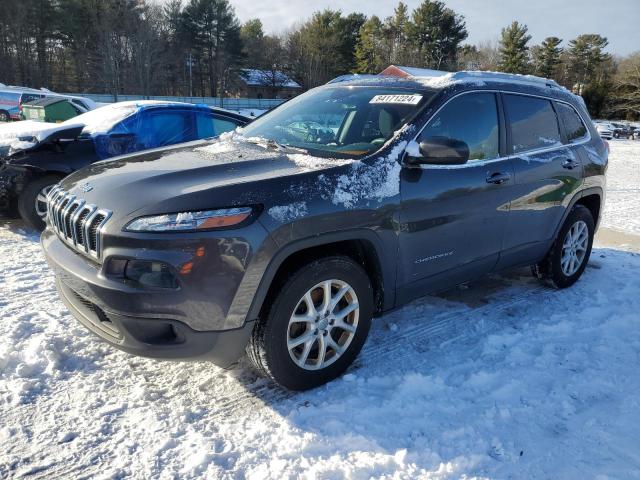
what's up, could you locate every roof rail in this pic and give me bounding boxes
[327,73,379,84]
[449,70,561,89]
[380,65,562,89]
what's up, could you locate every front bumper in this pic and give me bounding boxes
[55,278,252,366]
[0,165,22,213]
[41,226,271,366]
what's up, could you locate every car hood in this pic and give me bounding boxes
[61,138,354,219]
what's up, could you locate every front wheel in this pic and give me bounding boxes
[532,205,595,289]
[0,110,9,123]
[17,175,61,231]
[247,256,373,390]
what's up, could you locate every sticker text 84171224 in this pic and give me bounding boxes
[369,94,423,105]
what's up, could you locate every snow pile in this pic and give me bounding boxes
[286,153,352,172]
[0,120,84,153]
[601,139,640,234]
[268,202,308,223]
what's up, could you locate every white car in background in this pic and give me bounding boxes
[594,122,613,140]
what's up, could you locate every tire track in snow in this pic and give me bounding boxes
[206,282,551,420]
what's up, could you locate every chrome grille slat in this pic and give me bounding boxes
[45,186,111,260]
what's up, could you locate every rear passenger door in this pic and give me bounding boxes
[498,93,584,267]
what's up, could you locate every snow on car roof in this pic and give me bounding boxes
[59,100,196,135]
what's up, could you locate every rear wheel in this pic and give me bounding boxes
[17,175,61,231]
[247,256,373,390]
[0,110,9,123]
[532,205,594,289]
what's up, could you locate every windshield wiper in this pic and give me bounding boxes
[244,137,308,155]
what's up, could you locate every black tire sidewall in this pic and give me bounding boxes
[262,257,373,390]
[548,206,595,288]
[17,175,61,231]
[0,111,9,122]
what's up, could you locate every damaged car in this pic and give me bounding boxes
[0,101,248,229]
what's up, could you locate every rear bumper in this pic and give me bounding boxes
[56,278,253,366]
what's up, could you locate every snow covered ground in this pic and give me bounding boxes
[1,140,639,479]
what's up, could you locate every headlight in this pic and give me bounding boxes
[124,207,254,232]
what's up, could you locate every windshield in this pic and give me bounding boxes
[240,86,430,158]
[61,103,137,134]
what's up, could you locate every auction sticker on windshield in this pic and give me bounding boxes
[370,94,423,105]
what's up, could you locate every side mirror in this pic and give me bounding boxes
[405,137,469,166]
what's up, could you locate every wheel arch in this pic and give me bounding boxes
[553,187,603,240]
[246,230,395,323]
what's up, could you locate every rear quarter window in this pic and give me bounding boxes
[505,94,562,154]
[556,102,588,143]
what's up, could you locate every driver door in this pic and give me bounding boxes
[397,91,515,301]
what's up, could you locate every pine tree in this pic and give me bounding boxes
[355,16,386,73]
[406,0,467,70]
[531,36,562,79]
[567,34,610,84]
[241,19,265,67]
[498,21,531,74]
[386,2,410,65]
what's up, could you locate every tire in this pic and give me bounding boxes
[17,175,62,231]
[247,256,373,390]
[532,205,595,289]
[0,110,9,123]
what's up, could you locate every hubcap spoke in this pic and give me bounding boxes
[334,302,359,320]
[329,285,350,312]
[333,318,356,333]
[35,185,54,218]
[288,331,315,349]
[316,334,327,366]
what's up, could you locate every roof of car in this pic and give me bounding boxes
[328,67,583,107]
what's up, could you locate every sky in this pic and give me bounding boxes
[230,0,640,56]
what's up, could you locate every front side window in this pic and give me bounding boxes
[240,87,432,158]
[195,112,240,138]
[505,94,562,153]
[556,102,588,143]
[419,92,500,161]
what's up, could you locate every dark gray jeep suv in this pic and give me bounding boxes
[42,70,607,390]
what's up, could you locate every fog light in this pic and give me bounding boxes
[124,260,179,289]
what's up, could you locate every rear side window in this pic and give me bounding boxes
[419,92,500,161]
[505,94,562,154]
[556,102,588,143]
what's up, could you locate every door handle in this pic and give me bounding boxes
[486,172,511,185]
[562,159,579,170]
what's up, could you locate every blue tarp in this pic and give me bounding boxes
[92,105,224,159]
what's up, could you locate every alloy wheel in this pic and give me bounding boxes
[35,184,54,219]
[287,279,359,370]
[561,220,589,276]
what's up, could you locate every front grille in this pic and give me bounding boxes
[46,185,112,260]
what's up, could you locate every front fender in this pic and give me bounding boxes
[245,228,396,323]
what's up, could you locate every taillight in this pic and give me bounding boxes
[603,139,610,153]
